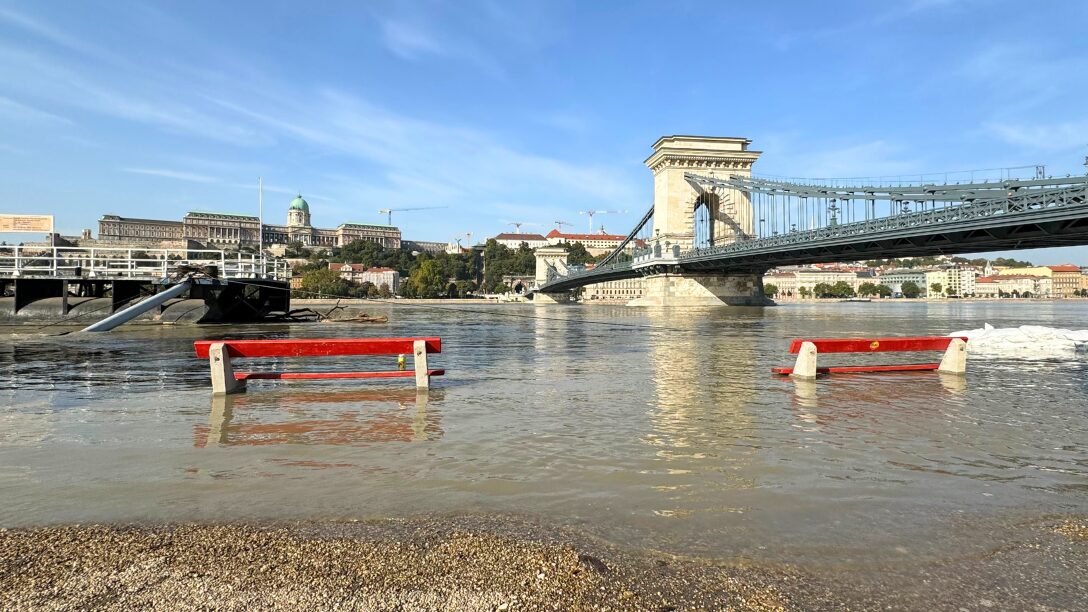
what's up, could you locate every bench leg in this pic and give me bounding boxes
[209,342,246,395]
[938,338,967,375]
[413,340,429,390]
[791,341,818,379]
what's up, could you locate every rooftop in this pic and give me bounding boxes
[494,233,547,241]
[545,229,627,241]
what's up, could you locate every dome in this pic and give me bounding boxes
[288,194,309,212]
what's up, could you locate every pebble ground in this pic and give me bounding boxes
[0,515,1084,611]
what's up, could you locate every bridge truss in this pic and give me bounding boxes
[538,170,1088,293]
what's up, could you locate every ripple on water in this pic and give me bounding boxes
[0,302,1087,566]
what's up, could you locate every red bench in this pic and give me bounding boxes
[194,338,444,394]
[771,336,968,378]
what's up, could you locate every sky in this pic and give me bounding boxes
[1,0,1087,263]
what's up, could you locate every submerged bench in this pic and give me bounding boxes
[771,336,967,379]
[193,337,444,394]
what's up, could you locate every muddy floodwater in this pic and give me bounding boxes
[2,301,1087,607]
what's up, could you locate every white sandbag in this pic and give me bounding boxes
[948,324,1088,359]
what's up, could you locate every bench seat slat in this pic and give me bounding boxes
[772,363,940,375]
[786,336,966,354]
[194,338,440,359]
[235,369,445,381]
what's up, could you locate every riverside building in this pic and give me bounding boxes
[98,195,401,251]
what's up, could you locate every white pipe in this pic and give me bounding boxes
[80,280,192,333]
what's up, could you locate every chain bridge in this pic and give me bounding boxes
[534,136,1088,306]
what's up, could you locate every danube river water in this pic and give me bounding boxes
[2,302,1086,581]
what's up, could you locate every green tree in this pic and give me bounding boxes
[875,283,893,298]
[297,268,355,298]
[798,286,811,299]
[831,280,855,298]
[930,282,942,296]
[407,259,447,298]
[563,242,596,266]
[857,282,878,297]
[901,281,922,298]
[378,283,392,298]
[812,282,833,298]
[763,283,779,297]
[993,257,1033,267]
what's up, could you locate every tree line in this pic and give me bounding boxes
[289,238,602,299]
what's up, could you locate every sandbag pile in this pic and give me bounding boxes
[949,323,1088,358]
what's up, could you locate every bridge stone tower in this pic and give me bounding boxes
[645,135,761,250]
[631,136,769,306]
[533,246,573,303]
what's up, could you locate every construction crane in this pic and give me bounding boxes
[553,220,574,231]
[506,221,540,234]
[377,206,447,226]
[579,209,627,231]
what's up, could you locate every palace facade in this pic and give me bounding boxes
[98,195,401,250]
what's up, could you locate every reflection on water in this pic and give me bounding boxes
[198,389,441,447]
[1,301,1087,567]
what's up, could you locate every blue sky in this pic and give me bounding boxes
[2,0,1087,262]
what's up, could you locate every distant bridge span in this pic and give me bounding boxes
[535,136,1088,304]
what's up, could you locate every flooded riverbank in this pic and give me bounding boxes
[2,301,1087,608]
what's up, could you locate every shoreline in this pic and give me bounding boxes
[2,514,1085,611]
[1,516,808,611]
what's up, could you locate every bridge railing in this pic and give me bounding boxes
[0,246,291,281]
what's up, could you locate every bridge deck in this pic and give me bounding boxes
[538,175,1088,292]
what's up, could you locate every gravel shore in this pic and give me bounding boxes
[2,515,1085,611]
[0,516,808,611]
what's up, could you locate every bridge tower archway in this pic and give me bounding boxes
[644,136,761,252]
[693,192,718,249]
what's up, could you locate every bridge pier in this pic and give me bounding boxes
[533,291,572,305]
[628,273,771,307]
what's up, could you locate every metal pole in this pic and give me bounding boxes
[259,177,264,277]
[81,280,192,332]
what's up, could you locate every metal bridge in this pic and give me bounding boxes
[538,171,1088,294]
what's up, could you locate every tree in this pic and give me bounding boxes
[875,284,893,298]
[857,282,878,297]
[298,268,355,299]
[378,283,392,298]
[763,283,779,297]
[930,283,942,296]
[831,280,855,298]
[798,286,811,299]
[407,260,447,298]
[901,281,922,298]
[563,242,596,266]
[812,282,834,298]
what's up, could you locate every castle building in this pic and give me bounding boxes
[98,195,401,250]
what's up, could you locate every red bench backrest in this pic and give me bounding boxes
[786,336,967,354]
[194,337,441,359]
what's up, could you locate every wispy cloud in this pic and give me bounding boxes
[2,4,637,236]
[983,121,1088,152]
[0,95,73,124]
[121,167,220,183]
[758,134,923,180]
[380,20,446,59]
